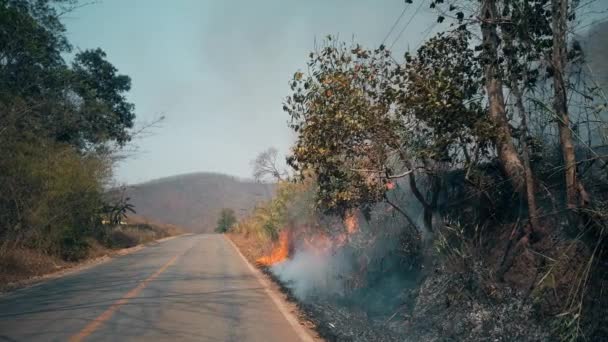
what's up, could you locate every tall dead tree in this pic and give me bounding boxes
[252,147,286,182]
[480,0,526,193]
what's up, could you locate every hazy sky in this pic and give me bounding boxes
[64,0,606,184]
[64,0,438,184]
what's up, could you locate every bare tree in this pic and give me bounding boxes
[251,147,286,182]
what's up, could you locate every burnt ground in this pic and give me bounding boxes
[228,233,572,342]
[261,260,556,342]
[261,267,409,342]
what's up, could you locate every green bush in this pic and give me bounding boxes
[59,233,90,261]
[0,139,110,259]
[216,208,237,233]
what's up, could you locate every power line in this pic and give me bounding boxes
[412,21,439,51]
[381,5,409,46]
[389,0,427,51]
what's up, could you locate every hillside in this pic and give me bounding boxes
[124,172,274,233]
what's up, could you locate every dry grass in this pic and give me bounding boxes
[0,217,183,292]
[226,233,273,265]
[126,214,183,233]
[0,248,72,289]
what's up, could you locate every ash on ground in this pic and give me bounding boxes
[265,259,552,342]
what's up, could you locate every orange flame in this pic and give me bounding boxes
[386,181,396,190]
[256,231,290,266]
[344,212,358,234]
[255,212,360,267]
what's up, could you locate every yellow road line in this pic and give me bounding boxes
[69,254,180,342]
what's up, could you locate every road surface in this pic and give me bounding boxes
[0,234,308,342]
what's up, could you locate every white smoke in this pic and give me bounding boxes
[271,247,352,300]
[269,191,420,307]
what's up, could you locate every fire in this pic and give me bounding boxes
[386,181,396,190]
[344,212,358,234]
[303,231,334,255]
[255,212,360,267]
[256,231,290,266]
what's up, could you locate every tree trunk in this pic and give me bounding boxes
[480,0,526,193]
[407,170,439,236]
[510,79,541,234]
[397,151,437,237]
[551,0,580,209]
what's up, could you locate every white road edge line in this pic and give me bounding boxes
[223,235,317,342]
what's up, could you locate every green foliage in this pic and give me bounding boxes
[284,34,493,221]
[400,30,492,162]
[0,0,137,260]
[215,208,237,233]
[67,48,136,146]
[0,138,109,258]
[0,1,135,148]
[0,0,71,98]
[279,3,608,340]
[102,194,136,226]
[284,39,400,214]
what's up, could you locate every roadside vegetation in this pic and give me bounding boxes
[0,0,179,289]
[229,1,608,340]
[215,208,237,233]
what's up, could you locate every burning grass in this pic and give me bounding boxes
[255,211,361,268]
[229,205,424,341]
[256,231,290,266]
[230,198,566,341]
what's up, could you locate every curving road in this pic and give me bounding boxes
[0,234,308,342]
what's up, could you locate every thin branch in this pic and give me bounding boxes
[349,168,413,179]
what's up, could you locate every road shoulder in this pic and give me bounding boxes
[224,234,323,342]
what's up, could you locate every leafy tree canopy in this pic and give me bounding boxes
[0,0,135,148]
[284,38,400,215]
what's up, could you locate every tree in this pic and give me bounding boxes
[102,189,136,225]
[499,0,552,234]
[252,147,286,182]
[285,33,494,236]
[0,1,136,149]
[398,30,493,234]
[551,0,587,209]
[479,0,526,194]
[215,208,237,233]
[0,0,71,98]
[0,0,138,260]
[284,38,411,222]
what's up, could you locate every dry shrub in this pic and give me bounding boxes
[0,248,68,287]
[227,232,274,263]
[532,224,607,341]
[0,140,109,259]
[106,223,179,249]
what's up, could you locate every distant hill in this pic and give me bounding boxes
[124,172,274,233]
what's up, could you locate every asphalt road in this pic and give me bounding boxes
[0,234,307,342]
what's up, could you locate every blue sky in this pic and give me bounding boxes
[63,0,439,184]
[63,0,606,184]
